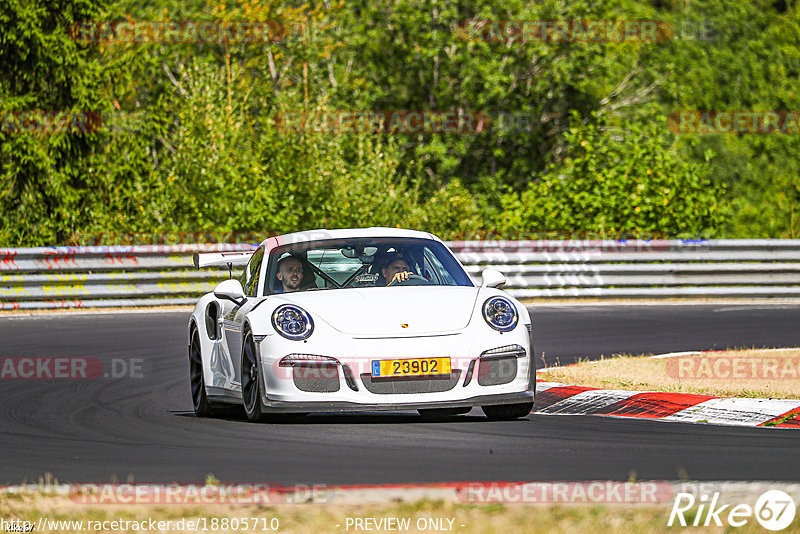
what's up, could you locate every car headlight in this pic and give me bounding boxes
[482,296,518,332]
[272,304,314,340]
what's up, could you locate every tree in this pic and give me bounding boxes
[498,113,725,238]
[0,0,111,245]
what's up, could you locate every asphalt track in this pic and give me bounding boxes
[1,304,799,485]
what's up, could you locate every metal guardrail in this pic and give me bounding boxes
[0,244,251,310]
[2,240,800,309]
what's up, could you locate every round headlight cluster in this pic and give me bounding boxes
[482,296,518,332]
[272,304,314,340]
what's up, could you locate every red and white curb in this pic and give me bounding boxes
[534,350,800,428]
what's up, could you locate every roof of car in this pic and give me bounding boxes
[259,227,442,250]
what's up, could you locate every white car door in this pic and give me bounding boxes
[223,246,264,387]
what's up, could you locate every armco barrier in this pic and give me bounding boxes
[0,244,252,310]
[2,240,800,309]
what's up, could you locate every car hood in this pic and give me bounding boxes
[274,286,481,336]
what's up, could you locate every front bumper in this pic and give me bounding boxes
[255,391,534,413]
[255,326,534,413]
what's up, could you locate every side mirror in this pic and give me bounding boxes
[481,268,506,289]
[214,279,246,306]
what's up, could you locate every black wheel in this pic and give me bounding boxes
[242,330,268,422]
[418,407,471,420]
[189,328,214,417]
[481,401,533,420]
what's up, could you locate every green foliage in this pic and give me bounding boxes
[1,0,798,245]
[644,0,800,237]
[0,0,111,245]
[498,114,725,238]
[76,57,418,238]
[330,0,658,192]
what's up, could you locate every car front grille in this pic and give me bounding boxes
[360,371,462,394]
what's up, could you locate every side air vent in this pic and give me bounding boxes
[205,302,220,340]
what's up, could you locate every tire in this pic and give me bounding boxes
[418,407,471,420]
[241,330,270,422]
[481,401,533,420]
[189,327,214,417]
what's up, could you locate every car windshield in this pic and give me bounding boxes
[264,238,473,294]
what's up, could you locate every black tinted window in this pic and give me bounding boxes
[244,246,264,296]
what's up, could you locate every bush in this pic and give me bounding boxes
[498,113,726,238]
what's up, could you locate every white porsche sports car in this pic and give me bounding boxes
[188,228,534,421]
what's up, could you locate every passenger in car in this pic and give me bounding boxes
[276,256,305,293]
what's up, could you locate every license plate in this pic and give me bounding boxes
[371,357,451,378]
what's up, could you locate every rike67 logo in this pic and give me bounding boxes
[669,489,796,531]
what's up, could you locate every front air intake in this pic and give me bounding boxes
[476,346,524,386]
[477,357,517,386]
[292,363,340,393]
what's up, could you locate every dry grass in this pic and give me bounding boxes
[3,493,796,534]
[538,348,800,399]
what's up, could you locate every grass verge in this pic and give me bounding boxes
[3,494,796,534]
[538,348,800,399]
